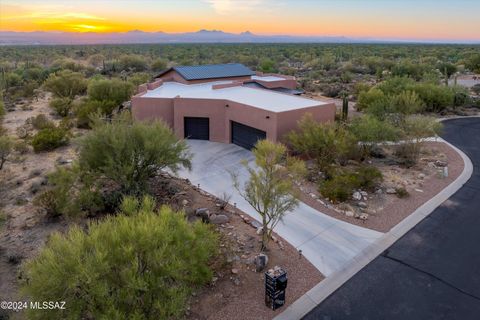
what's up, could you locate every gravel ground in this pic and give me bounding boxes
[298,141,464,232]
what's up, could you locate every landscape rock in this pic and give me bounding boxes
[434,160,448,167]
[418,173,426,180]
[352,191,362,201]
[231,268,239,274]
[210,214,229,224]
[345,211,354,217]
[250,220,262,229]
[254,253,269,272]
[386,188,397,194]
[357,201,367,208]
[195,208,210,223]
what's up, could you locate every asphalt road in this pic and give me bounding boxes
[304,117,480,320]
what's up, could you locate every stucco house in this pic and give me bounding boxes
[132,63,335,149]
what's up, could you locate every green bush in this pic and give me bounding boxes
[410,83,454,112]
[319,173,358,203]
[22,196,218,320]
[31,127,69,152]
[13,140,29,154]
[0,136,13,170]
[0,99,5,118]
[151,58,168,72]
[376,76,416,96]
[34,166,103,217]
[357,88,388,111]
[119,54,148,71]
[287,114,357,169]
[49,97,73,117]
[390,90,425,114]
[349,115,400,156]
[30,114,54,130]
[87,78,134,109]
[78,112,191,196]
[128,72,151,86]
[395,187,410,198]
[450,85,470,107]
[43,70,87,98]
[319,165,382,203]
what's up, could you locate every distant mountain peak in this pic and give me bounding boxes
[196,29,225,34]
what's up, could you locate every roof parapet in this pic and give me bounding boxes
[212,81,244,90]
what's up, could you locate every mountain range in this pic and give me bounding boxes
[0,30,478,45]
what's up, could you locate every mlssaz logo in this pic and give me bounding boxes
[30,301,66,310]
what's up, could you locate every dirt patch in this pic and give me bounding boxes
[297,141,464,232]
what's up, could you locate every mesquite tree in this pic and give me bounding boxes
[232,140,305,251]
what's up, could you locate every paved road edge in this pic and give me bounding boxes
[274,119,475,320]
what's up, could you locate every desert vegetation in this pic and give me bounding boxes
[0,43,479,319]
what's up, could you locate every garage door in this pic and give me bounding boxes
[231,121,266,150]
[184,117,209,140]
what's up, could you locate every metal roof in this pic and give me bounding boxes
[156,63,255,81]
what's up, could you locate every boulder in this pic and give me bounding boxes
[386,188,397,194]
[352,191,362,201]
[254,253,269,272]
[195,208,210,223]
[210,214,229,224]
[345,211,354,217]
[357,201,367,208]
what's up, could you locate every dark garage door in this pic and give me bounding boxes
[184,117,209,140]
[231,121,266,150]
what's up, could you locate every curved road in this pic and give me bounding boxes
[304,118,480,320]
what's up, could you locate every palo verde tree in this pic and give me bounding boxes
[22,196,218,320]
[232,140,306,251]
[78,111,192,197]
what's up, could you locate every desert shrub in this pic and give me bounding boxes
[376,76,416,96]
[0,136,13,170]
[472,84,480,95]
[128,72,151,86]
[319,165,382,203]
[151,58,168,72]
[78,112,191,196]
[34,166,103,217]
[395,115,442,166]
[349,115,400,156]
[29,114,54,130]
[87,78,134,109]
[410,83,454,112]
[43,70,87,98]
[0,99,5,118]
[75,100,103,128]
[357,88,389,111]
[119,54,148,71]
[395,187,410,198]
[0,210,6,228]
[319,172,358,203]
[465,53,480,73]
[13,140,29,154]
[31,127,69,152]
[287,114,357,169]
[450,85,470,107]
[22,196,218,320]
[49,97,73,117]
[390,90,426,114]
[355,165,383,190]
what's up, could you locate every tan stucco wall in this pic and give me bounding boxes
[131,96,174,126]
[276,103,336,142]
[132,94,335,144]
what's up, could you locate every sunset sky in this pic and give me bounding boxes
[1,0,479,41]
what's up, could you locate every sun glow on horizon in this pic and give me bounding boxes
[1,0,479,41]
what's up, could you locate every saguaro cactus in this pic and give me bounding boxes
[342,94,349,121]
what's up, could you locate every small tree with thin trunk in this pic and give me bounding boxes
[232,140,306,251]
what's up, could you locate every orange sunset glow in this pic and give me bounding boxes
[1,0,479,41]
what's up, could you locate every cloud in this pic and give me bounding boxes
[203,0,266,15]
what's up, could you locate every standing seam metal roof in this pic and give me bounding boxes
[172,63,255,80]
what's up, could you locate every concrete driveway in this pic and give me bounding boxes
[177,140,382,276]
